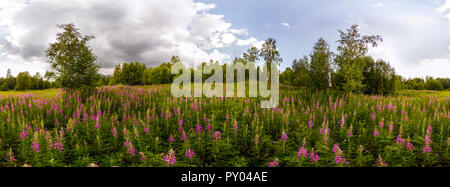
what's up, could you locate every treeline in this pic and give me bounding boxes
[109,60,174,86]
[400,77,450,91]
[0,69,54,91]
[102,38,282,86]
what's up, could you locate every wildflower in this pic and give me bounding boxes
[195,123,203,134]
[396,135,405,146]
[31,142,41,153]
[143,127,149,136]
[181,131,188,142]
[268,158,279,167]
[123,140,135,156]
[232,121,238,131]
[163,149,176,166]
[388,123,394,135]
[373,128,379,137]
[280,129,288,141]
[423,135,432,154]
[333,144,349,165]
[185,149,195,159]
[6,148,16,162]
[347,125,353,138]
[376,155,388,167]
[406,141,414,152]
[379,120,384,129]
[297,146,308,159]
[307,120,314,129]
[169,135,175,143]
[212,131,222,142]
[357,145,364,153]
[254,134,260,145]
[111,126,118,137]
[309,149,320,163]
[426,125,433,135]
[340,116,345,128]
[20,131,27,140]
[320,125,330,144]
[139,152,147,161]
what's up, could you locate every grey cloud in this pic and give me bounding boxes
[0,0,254,71]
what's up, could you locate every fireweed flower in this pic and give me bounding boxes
[163,149,176,166]
[123,140,135,156]
[423,135,432,154]
[297,146,308,159]
[212,131,222,142]
[20,131,27,140]
[388,123,394,135]
[373,127,380,137]
[111,126,118,137]
[195,124,203,134]
[347,125,353,138]
[307,120,314,129]
[268,158,279,167]
[396,135,405,146]
[139,152,147,161]
[232,121,238,131]
[376,155,388,167]
[280,130,288,141]
[309,149,320,163]
[169,135,175,143]
[379,120,385,129]
[185,149,195,159]
[144,127,149,135]
[31,142,41,153]
[406,140,415,152]
[181,131,188,142]
[254,134,260,145]
[333,144,349,165]
[320,124,330,144]
[6,148,16,162]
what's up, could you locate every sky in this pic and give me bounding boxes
[0,0,449,78]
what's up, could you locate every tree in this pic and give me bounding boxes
[309,38,333,90]
[243,46,260,64]
[15,72,31,90]
[260,38,283,67]
[45,23,100,93]
[334,25,383,93]
[425,77,444,91]
[291,56,311,87]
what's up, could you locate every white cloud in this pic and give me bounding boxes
[281,22,290,29]
[436,0,450,13]
[0,0,259,75]
[372,2,385,8]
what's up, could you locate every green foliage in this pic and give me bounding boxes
[45,23,100,92]
[15,72,32,90]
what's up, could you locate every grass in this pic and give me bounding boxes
[0,89,61,97]
[396,90,450,97]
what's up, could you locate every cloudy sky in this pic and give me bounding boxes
[0,0,449,78]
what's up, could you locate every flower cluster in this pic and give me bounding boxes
[333,144,349,165]
[123,140,135,156]
[31,142,41,153]
[163,149,176,166]
[185,149,195,159]
[268,158,279,167]
[297,146,308,159]
[212,131,222,142]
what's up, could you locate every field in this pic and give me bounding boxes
[0,86,449,167]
